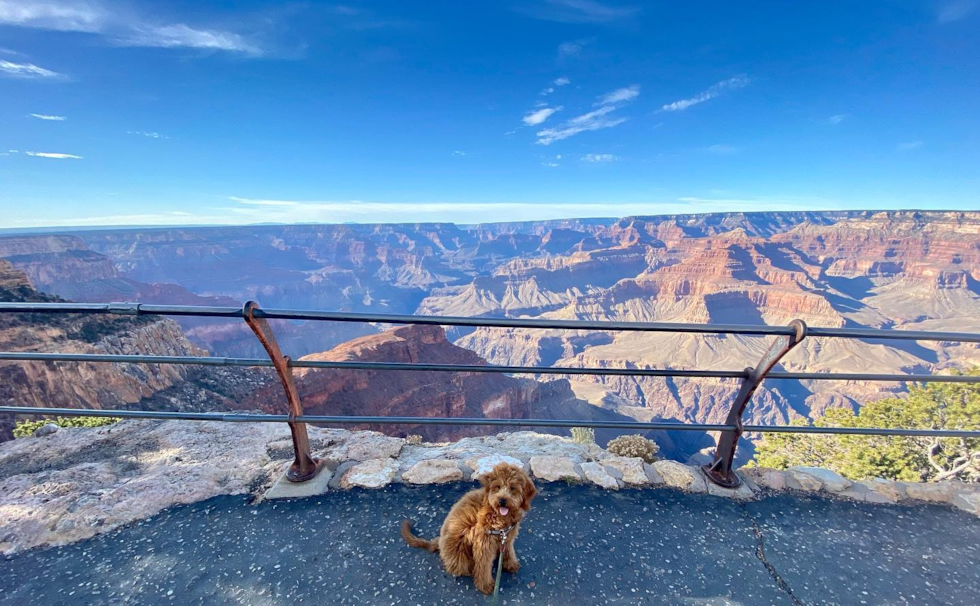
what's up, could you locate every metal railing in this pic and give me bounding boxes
[1,301,979,488]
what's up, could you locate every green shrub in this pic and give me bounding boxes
[570,427,596,445]
[607,434,660,463]
[14,415,121,438]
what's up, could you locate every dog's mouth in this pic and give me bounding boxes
[497,506,510,516]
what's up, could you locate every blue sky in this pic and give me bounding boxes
[1,0,979,227]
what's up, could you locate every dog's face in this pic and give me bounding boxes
[479,463,536,518]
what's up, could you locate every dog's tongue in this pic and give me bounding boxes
[498,506,510,516]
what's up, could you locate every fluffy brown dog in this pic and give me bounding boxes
[402,462,536,595]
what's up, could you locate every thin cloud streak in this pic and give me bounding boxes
[938,1,976,23]
[0,0,263,55]
[6,196,848,229]
[127,130,168,139]
[518,0,640,24]
[536,85,638,145]
[582,153,617,163]
[0,59,63,79]
[596,84,639,105]
[25,151,83,159]
[29,113,66,121]
[523,106,562,126]
[661,75,750,111]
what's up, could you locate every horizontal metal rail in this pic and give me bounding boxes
[3,351,980,384]
[3,301,980,487]
[2,406,979,438]
[2,301,979,343]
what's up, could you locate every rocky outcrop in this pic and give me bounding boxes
[5,210,980,462]
[244,323,634,443]
[0,262,208,440]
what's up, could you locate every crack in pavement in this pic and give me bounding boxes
[740,502,806,606]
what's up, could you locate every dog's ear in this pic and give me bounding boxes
[478,470,494,489]
[520,474,537,511]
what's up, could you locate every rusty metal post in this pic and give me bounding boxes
[703,319,808,488]
[243,300,322,482]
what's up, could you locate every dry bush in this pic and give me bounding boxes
[607,434,660,463]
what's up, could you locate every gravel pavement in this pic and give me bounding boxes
[2,484,978,605]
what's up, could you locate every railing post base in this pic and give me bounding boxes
[704,319,808,488]
[702,464,742,488]
[243,301,322,484]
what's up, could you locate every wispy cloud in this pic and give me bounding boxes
[897,140,923,151]
[116,24,261,55]
[542,154,562,168]
[453,150,468,157]
[582,153,617,163]
[827,114,846,125]
[596,84,639,105]
[706,144,739,155]
[0,59,63,79]
[0,0,264,55]
[558,40,586,58]
[0,0,105,32]
[938,1,976,23]
[127,130,168,139]
[523,106,562,126]
[518,0,639,24]
[661,75,750,112]
[28,113,66,121]
[540,76,571,96]
[536,85,638,145]
[25,151,82,159]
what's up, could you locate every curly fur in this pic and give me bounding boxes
[402,463,536,595]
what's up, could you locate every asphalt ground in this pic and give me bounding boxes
[2,484,978,605]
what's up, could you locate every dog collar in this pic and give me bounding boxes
[487,524,514,540]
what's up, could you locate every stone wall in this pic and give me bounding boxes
[1,420,977,555]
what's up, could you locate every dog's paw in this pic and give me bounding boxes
[475,579,495,595]
[504,560,521,574]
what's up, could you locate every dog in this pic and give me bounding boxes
[402,462,536,595]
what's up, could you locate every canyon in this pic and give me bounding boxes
[2,210,979,461]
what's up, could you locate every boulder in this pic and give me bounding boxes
[790,467,851,492]
[466,454,525,480]
[740,467,790,491]
[859,478,906,503]
[786,469,824,491]
[33,423,60,437]
[401,459,463,485]
[602,457,649,486]
[839,483,896,504]
[345,435,404,462]
[903,481,958,503]
[580,462,619,490]
[529,456,581,482]
[951,492,980,516]
[652,460,707,493]
[340,458,398,489]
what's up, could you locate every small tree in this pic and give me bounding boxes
[751,368,980,483]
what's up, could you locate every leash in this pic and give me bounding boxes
[487,524,514,605]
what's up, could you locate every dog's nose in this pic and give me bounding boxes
[498,498,507,506]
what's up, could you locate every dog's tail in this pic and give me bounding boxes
[401,519,439,552]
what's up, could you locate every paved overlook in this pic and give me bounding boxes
[2,485,978,606]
